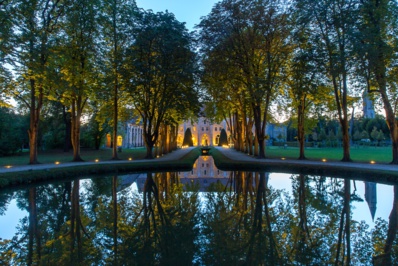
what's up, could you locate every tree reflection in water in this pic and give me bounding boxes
[0,171,397,265]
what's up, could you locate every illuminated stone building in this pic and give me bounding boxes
[177,116,286,147]
[124,115,286,149]
[177,117,229,147]
[124,119,144,148]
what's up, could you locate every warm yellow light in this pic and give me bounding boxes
[4,165,12,169]
[281,157,286,160]
[222,145,229,148]
[370,160,376,164]
[322,159,327,162]
[95,159,99,163]
[128,158,132,161]
[55,161,60,165]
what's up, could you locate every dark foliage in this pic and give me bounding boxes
[183,128,194,147]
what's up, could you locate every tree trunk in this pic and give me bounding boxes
[28,79,42,165]
[380,88,398,164]
[253,105,266,159]
[112,83,119,160]
[234,112,243,152]
[144,133,155,159]
[297,103,306,160]
[62,105,72,152]
[71,99,84,162]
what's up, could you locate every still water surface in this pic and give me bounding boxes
[0,156,397,265]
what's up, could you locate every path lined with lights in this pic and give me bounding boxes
[1,146,397,174]
[0,147,197,174]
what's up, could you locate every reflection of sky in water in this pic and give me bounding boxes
[0,199,27,240]
[0,158,395,239]
[268,173,393,229]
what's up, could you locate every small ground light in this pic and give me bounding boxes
[322,159,327,162]
[281,157,286,160]
[4,165,12,169]
[370,160,376,164]
[95,159,99,162]
[128,158,132,161]
[55,161,60,165]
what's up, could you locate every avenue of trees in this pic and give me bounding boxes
[0,0,198,162]
[1,0,398,163]
[199,0,398,163]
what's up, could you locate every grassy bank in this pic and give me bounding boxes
[0,148,148,167]
[210,147,398,184]
[265,146,392,163]
[0,148,201,188]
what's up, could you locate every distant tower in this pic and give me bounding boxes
[363,90,376,118]
[364,182,377,221]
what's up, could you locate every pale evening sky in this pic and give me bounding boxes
[135,0,219,31]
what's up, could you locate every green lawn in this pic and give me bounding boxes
[0,148,148,167]
[265,146,392,163]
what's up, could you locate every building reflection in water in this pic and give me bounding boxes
[178,156,230,191]
[364,181,377,221]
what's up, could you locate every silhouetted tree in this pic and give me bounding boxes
[182,128,193,147]
[218,128,228,146]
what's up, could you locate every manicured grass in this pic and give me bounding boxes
[265,146,393,163]
[0,148,148,167]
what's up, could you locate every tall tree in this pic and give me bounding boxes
[125,11,198,159]
[57,0,100,161]
[98,0,138,160]
[11,0,66,164]
[357,0,398,164]
[198,0,291,158]
[299,0,359,162]
[285,16,325,160]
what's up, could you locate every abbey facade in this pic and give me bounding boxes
[177,117,229,147]
[122,116,286,148]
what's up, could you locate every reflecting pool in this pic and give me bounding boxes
[0,156,397,265]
